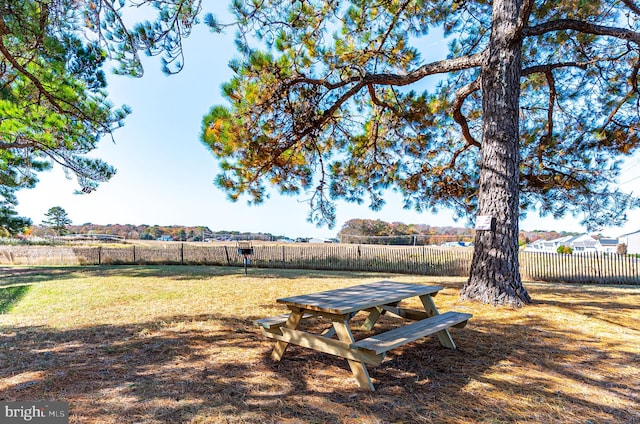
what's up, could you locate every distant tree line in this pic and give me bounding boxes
[338,219,475,245]
[13,217,575,247]
[337,219,574,246]
[26,223,283,242]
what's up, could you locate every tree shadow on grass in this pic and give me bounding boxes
[0,267,85,286]
[525,282,640,331]
[0,265,394,286]
[1,314,365,423]
[1,309,638,424]
[260,313,639,423]
[0,285,31,313]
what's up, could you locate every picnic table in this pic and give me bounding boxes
[255,280,472,390]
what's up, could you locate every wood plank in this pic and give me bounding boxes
[419,294,439,317]
[361,307,383,331]
[254,313,312,330]
[418,294,456,348]
[332,320,376,391]
[453,320,469,329]
[276,281,442,315]
[352,312,472,355]
[260,327,384,366]
[380,306,430,321]
[271,309,304,361]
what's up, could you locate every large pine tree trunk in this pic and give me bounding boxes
[460,0,531,306]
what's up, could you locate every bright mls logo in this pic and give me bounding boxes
[1,402,68,423]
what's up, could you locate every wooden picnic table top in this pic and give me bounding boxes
[276,280,443,315]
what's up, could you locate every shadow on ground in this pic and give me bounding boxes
[0,285,30,313]
[0,265,389,285]
[1,307,638,424]
[0,268,638,423]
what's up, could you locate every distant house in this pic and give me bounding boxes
[308,238,333,243]
[569,235,599,253]
[157,235,173,241]
[441,241,473,247]
[618,229,640,254]
[525,238,555,252]
[525,234,598,254]
[596,237,619,254]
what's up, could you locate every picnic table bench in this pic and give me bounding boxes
[255,280,472,390]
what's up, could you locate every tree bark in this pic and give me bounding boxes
[460,0,532,307]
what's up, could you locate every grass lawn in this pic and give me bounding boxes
[0,265,638,423]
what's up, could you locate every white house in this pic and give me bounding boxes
[525,234,598,253]
[525,238,557,252]
[618,229,640,254]
[596,237,619,254]
[569,235,599,253]
[308,238,333,243]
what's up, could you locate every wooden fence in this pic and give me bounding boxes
[519,251,640,284]
[0,244,638,284]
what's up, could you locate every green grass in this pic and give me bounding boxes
[0,265,638,424]
[0,266,385,327]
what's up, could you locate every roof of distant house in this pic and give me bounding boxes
[598,238,618,246]
[619,229,640,237]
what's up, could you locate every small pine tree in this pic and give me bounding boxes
[42,207,72,236]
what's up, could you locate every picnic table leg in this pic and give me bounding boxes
[272,309,304,361]
[322,311,357,337]
[419,294,456,349]
[332,319,376,391]
[419,294,439,317]
[361,307,382,331]
[361,302,401,331]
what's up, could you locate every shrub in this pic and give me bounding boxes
[617,243,627,255]
[557,245,573,255]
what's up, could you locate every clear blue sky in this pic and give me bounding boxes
[14,1,640,239]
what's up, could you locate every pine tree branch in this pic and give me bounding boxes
[602,89,635,130]
[374,0,412,56]
[0,19,112,134]
[630,56,640,93]
[522,60,590,75]
[544,69,556,143]
[452,78,482,150]
[621,0,640,16]
[367,84,396,111]
[0,138,38,150]
[515,0,535,39]
[95,0,143,75]
[290,52,486,90]
[0,20,66,115]
[524,19,640,44]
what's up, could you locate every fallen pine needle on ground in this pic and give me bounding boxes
[0,265,638,424]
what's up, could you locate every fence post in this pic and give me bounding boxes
[132,245,136,263]
[98,246,102,265]
[282,245,286,268]
[181,243,184,265]
[597,252,602,284]
[224,246,231,266]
